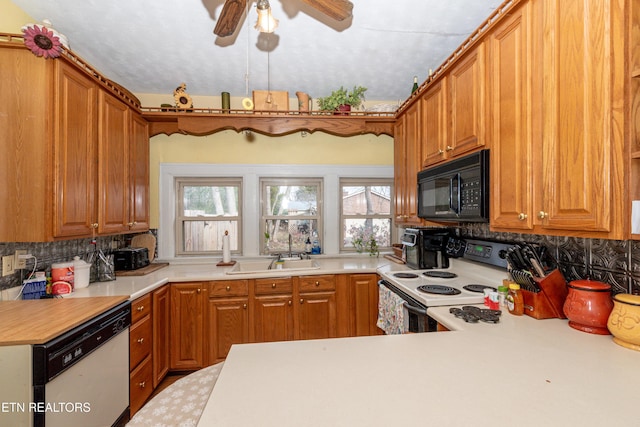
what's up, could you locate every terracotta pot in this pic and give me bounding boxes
[295,91,310,112]
[563,279,613,334]
[607,293,640,351]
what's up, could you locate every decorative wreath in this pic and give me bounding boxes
[173,83,193,110]
[22,24,63,59]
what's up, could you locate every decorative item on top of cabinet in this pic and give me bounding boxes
[130,293,153,416]
[170,282,206,370]
[208,280,250,364]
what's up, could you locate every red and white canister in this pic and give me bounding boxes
[51,261,74,295]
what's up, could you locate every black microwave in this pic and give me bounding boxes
[417,149,490,222]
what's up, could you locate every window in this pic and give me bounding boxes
[260,178,323,255]
[340,178,393,253]
[175,177,242,255]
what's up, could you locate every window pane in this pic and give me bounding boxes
[264,219,318,253]
[264,185,318,217]
[344,219,391,248]
[183,185,238,217]
[182,220,238,252]
[342,186,391,215]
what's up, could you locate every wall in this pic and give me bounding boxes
[0,0,32,33]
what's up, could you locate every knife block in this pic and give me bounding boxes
[519,269,569,319]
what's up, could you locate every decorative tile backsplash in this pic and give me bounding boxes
[460,223,639,295]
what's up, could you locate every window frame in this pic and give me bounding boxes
[259,177,324,255]
[174,176,243,256]
[339,177,394,253]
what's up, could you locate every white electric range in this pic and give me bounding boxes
[377,238,514,332]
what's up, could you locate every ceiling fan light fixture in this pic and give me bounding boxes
[255,0,278,33]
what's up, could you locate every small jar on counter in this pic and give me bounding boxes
[506,283,524,316]
[497,285,509,307]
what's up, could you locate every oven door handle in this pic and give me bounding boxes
[403,301,428,316]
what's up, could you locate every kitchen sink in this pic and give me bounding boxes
[226,259,320,275]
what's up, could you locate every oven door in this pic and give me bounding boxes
[378,280,437,333]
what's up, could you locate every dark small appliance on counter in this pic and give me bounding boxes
[401,227,454,270]
[113,247,150,271]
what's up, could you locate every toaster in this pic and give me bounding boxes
[114,247,150,270]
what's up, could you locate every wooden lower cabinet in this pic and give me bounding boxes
[129,293,153,416]
[253,277,294,343]
[170,282,206,370]
[297,275,337,340]
[152,285,170,388]
[207,280,250,364]
[348,274,383,337]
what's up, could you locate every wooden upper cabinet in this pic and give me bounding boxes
[489,3,534,230]
[98,92,130,235]
[53,61,99,238]
[448,42,486,158]
[394,103,423,226]
[537,0,625,236]
[421,77,448,168]
[130,113,150,231]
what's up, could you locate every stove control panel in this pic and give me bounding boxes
[447,238,513,269]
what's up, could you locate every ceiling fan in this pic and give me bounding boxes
[213,0,354,37]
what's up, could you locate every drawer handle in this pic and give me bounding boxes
[300,298,304,304]
[139,381,146,388]
[315,281,320,286]
[226,286,231,291]
[272,283,276,288]
[137,338,144,344]
[243,303,247,309]
[197,288,201,294]
[136,305,144,312]
[288,300,292,306]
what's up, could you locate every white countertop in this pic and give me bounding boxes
[65,256,391,300]
[198,304,640,426]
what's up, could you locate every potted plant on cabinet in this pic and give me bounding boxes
[316,85,367,115]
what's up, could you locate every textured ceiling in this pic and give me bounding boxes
[12,0,502,105]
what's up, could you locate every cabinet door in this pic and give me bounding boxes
[489,3,534,230]
[98,91,130,235]
[538,0,622,234]
[349,274,382,337]
[53,61,98,238]
[393,116,406,225]
[253,295,294,343]
[298,291,337,340]
[152,285,170,388]
[394,104,423,226]
[448,42,486,157]
[421,78,448,167]
[208,297,249,363]
[170,283,205,370]
[129,113,149,232]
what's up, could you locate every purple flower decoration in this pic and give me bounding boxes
[22,25,62,59]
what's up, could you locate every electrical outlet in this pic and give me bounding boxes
[15,250,27,269]
[2,256,14,276]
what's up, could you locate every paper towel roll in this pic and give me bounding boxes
[222,232,231,263]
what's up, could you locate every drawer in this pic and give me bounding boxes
[298,275,336,292]
[130,354,154,416]
[210,280,249,298]
[255,277,293,295]
[130,315,152,370]
[131,293,152,324]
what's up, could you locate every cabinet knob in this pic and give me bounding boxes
[538,211,548,219]
[315,281,320,286]
[446,145,454,151]
[138,381,146,388]
[518,213,528,221]
[299,298,304,304]
[288,300,292,305]
[438,149,444,155]
[226,285,231,291]
[243,303,247,309]
[127,222,134,227]
[91,223,99,229]
[271,283,276,288]
[137,338,144,344]
[136,305,144,312]
[197,288,201,293]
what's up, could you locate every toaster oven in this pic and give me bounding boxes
[113,247,150,270]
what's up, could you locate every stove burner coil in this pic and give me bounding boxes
[417,285,461,295]
[422,271,458,279]
[449,306,501,323]
[393,272,420,279]
[463,284,497,293]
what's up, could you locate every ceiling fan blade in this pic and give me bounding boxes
[300,0,354,21]
[213,0,247,37]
